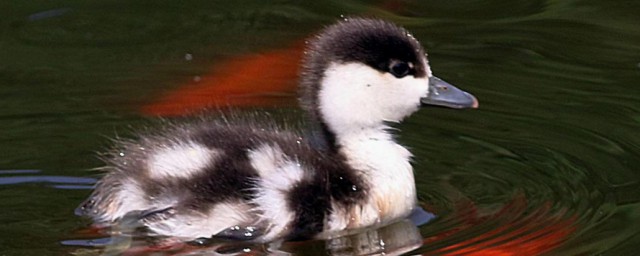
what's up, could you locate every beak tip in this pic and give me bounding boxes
[470,95,479,109]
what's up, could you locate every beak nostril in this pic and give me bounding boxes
[424,76,478,108]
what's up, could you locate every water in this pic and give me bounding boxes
[1,0,639,255]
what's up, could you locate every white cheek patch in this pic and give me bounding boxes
[248,144,305,241]
[380,73,429,122]
[319,63,383,132]
[318,62,429,135]
[147,142,219,180]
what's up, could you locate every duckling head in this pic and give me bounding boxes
[300,18,477,142]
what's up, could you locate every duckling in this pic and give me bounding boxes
[76,18,478,242]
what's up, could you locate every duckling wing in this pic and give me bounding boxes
[77,114,322,240]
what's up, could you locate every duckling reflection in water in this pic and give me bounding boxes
[96,216,424,255]
[76,17,477,242]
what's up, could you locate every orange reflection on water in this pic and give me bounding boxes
[425,196,577,255]
[141,42,304,116]
[141,0,412,116]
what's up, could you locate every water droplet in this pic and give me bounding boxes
[192,238,207,245]
[118,152,125,157]
[243,248,251,252]
[193,76,201,82]
[185,53,193,61]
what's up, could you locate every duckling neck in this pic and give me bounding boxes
[335,125,417,223]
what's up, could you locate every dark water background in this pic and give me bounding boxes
[1,0,639,255]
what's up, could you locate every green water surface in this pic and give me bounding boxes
[1,0,639,255]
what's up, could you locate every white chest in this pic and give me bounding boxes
[326,130,417,232]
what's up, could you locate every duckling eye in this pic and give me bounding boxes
[389,61,411,78]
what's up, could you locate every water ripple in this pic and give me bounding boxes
[0,169,96,188]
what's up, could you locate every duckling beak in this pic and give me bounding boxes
[421,76,479,109]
